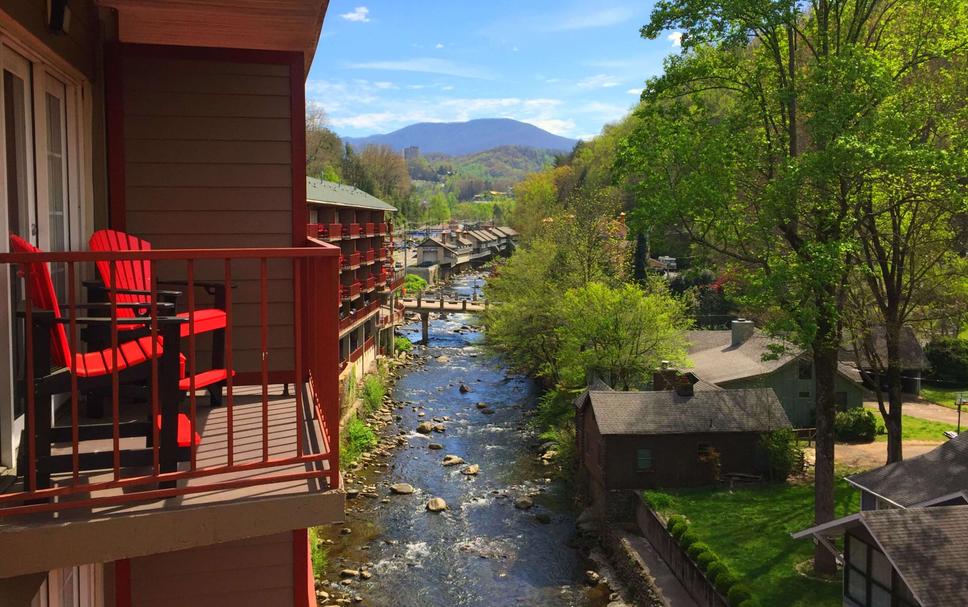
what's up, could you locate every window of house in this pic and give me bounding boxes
[636,448,653,471]
[30,564,100,607]
[799,391,811,398]
[836,391,849,412]
[844,532,918,607]
[798,358,813,380]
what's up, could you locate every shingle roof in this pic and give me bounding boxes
[582,388,791,435]
[848,434,968,507]
[686,329,860,385]
[843,325,930,370]
[306,177,397,211]
[862,506,968,606]
[499,226,518,236]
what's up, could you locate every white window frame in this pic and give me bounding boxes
[0,19,91,468]
[31,563,103,607]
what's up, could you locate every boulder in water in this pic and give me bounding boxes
[415,422,433,434]
[461,464,480,476]
[426,497,448,512]
[389,483,415,495]
[441,454,465,466]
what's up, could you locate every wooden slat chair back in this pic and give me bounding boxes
[88,229,153,325]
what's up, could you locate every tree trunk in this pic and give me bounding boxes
[884,322,904,463]
[633,231,649,282]
[813,341,838,575]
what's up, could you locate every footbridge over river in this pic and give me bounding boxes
[400,296,491,343]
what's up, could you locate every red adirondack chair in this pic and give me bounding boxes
[88,229,232,404]
[9,234,199,491]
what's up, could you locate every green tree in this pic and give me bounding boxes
[557,281,691,389]
[627,0,967,573]
[305,107,343,180]
[403,274,428,296]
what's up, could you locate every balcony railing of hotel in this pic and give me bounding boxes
[378,247,389,260]
[378,223,388,235]
[390,269,406,291]
[341,252,361,269]
[338,300,381,332]
[340,281,362,300]
[364,223,376,236]
[0,245,341,517]
[363,276,377,292]
[345,224,362,238]
[363,249,376,264]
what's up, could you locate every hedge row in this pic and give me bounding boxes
[664,514,758,607]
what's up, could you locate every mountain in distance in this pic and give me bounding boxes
[343,118,577,156]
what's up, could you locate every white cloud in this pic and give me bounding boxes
[340,6,370,22]
[441,85,455,91]
[627,88,643,95]
[435,43,444,49]
[576,73,621,89]
[540,5,637,32]
[528,118,576,135]
[667,31,683,46]
[372,81,397,90]
[345,57,497,80]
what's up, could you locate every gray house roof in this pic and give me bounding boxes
[306,177,397,211]
[847,434,968,507]
[686,329,861,385]
[863,506,968,607]
[843,325,930,371]
[579,388,791,436]
[793,506,968,607]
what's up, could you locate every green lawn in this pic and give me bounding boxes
[645,479,858,607]
[874,415,957,441]
[920,385,968,410]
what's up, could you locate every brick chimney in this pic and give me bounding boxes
[674,376,695,397]
[731,318,755,347]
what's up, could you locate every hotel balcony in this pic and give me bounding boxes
[0,246,343,579]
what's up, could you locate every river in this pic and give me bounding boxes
[317,273,612,607]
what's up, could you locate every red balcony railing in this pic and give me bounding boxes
[338,300,380,332]
[342,252,361,269]
[378,247,389,260]
[378,222,388,235]
[364,276,377,291]
[365,223,376,236]
[0,243,341,517]
[340,281,362,299]
[363,249,376,264]
[349,344,364,363]
[345,223,361,238]
[327,223,342,240]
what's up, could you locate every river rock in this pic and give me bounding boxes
[585,570,601,585]
[535,512,552,524]
[475,402,488,409]
[461,464,480,476]
[339,569,359,579]
[459,383,471,393]
[436,355,450,363]
[433,424,446,432]
[389,483,415,495]
[426,497,448,512]
[514,497,534,510]
[415,422,433,434]
[441,454,465,466]
[428,442,443,450]
[481,408,495,415]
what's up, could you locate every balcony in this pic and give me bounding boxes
[364,223,376,236]
[341,251,361,269]
[0,245,342,574]
[363,275,377,292]
[338,300,380,334]
[378,222,388,236]
[344,223,362,238]
[378,247,389,260]
[363,249,376,264]
[340,281,362,300]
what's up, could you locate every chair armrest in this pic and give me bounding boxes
[61,301,175,311]
[50,316,187,326]
[84,280,183,300]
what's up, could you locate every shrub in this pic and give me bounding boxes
[669,521,688,540]
[361,374,385,414]
[308,527,328,580]
[706,561,728,582]
[834,408,878,442]
[759,428,802,481]
[715,571,738,596]
[394,336,413,353]
[340,416,377,466]
[926,337,968,383]
[403,274,428,296]
[687,542,711,560]
[727,584,753,606]
[666,514,687,530]
[695,551,718,572]
[737,601,759,607]
[679,531,699,550]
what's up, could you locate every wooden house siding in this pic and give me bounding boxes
[722,359,864,428]
[129,532,294,607]
[119,51,298,376]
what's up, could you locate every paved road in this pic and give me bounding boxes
[833,440,943,470]
[863,399,962,425]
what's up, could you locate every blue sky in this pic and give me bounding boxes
[308,1,680,140]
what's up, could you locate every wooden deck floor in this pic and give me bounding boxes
[3,384,335,521]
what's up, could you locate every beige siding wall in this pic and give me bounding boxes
[121,54,295,376]
[129,533,294,607]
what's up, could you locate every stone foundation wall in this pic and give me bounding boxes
[601,529,665,607]
[635,495,730,607]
